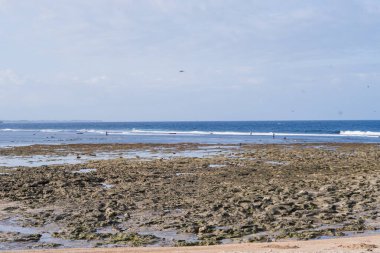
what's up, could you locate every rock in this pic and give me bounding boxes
[14,234,42,242]
[319,185,337,193]
[199,225,214,234]
[247,235,269,242]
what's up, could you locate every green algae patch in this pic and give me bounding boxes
[96,233,158,247]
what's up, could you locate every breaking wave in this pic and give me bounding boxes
[340,131,380,137]
[1,128,380,138]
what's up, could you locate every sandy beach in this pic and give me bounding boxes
[1,143,380,251]
[2,234,380,253]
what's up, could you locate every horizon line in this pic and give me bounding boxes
[2,119,380,123]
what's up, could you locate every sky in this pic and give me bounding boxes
[0,0,379,121]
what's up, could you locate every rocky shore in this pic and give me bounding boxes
[1,143,380,250]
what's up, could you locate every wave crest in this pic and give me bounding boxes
[1,128,380,138]
[340,131,380,137]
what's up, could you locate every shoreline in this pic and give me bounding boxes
[4,234,380,253]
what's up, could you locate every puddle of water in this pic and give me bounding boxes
[138,230,198,245]
[220,238,233,244]
[208,164,226,168]
[317,230,380,240]
[0,146,240,167]
[39,232,96,248]
[73,168,97,174]
[175,173,195,176]
[265,161,287,165]
[96,226,118,234]
[215,226,230,230]
[242,157,257,161]
[308,145,338,151]
[0,218,39,234]
[0,217,97,250]
[199,145,239,150]
[0,155,84,167]
[101,183,114,189]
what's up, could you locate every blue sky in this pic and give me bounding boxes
[0,0,379,121]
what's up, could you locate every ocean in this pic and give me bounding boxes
[0,120,380,146]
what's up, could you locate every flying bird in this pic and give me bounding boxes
[179,70,185,73]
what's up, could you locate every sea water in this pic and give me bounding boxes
[0,120,380,146]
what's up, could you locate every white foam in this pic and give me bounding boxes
[40,129,63,133]
[131,129,265,136]
[79,129,106,134]
[340,131,380,137]
[0,128,24,132]
[130,129,342,137]
[0,128,64,132]
[1,128,380,138]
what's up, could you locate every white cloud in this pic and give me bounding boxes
[85,75,108,84]
[353,72,380,82]
[0,69,24,86]
[54,73,109,86]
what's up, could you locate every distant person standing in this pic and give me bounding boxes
[273,133,275,139]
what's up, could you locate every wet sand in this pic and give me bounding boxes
[3,234,380,252]
[1,143,380,251]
